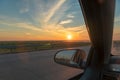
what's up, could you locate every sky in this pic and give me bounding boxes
[0,0,120,41]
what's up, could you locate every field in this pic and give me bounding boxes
[0,41,90,54]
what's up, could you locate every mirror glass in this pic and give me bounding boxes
[54,49,86,68]
[55,50,76,64]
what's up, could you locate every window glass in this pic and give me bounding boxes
[112,0,120,55]
[0,0,90,54]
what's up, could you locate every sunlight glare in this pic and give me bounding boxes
[67,34,72,40]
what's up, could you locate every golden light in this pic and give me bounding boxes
[67,34,72,40]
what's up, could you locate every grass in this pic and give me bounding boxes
[0,41,91,54]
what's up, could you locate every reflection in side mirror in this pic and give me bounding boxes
[54,49,86,69]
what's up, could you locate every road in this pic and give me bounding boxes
[0,46,90,80]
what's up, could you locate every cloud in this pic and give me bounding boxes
[0,18,85,35]
[59,19,72,24]
[15,23,42,31]
[115,15,120,22]
[67,14,74,18]
[66,25,85,32]
[42,23,85,34]
[20,8,29,13]
[44,0,66,23]
[25,33,31,36]
[19,0,29,13]
[25,0,71,26]
[0,29,3,31]
[0,20,42,32]
[0,19,88,40]
[0,20,13,25]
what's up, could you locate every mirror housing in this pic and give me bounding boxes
[54,49,86,69]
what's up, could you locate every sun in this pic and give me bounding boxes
[67,34,72,40]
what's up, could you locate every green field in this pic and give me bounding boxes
[0,41,90,54]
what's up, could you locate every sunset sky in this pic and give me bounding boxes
[0,0,120,41]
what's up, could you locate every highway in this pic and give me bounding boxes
[0,46,90,80]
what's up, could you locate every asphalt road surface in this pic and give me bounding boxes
[0,46,90,80]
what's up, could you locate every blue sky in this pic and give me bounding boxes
[0,0,119,41]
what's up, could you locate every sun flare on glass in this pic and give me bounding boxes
[67,34,72,40]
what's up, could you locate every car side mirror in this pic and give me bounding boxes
[54,49,86,69]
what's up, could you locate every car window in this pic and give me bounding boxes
[0,1,89,80]
[112,0,120,55]
[0,0,90,54]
